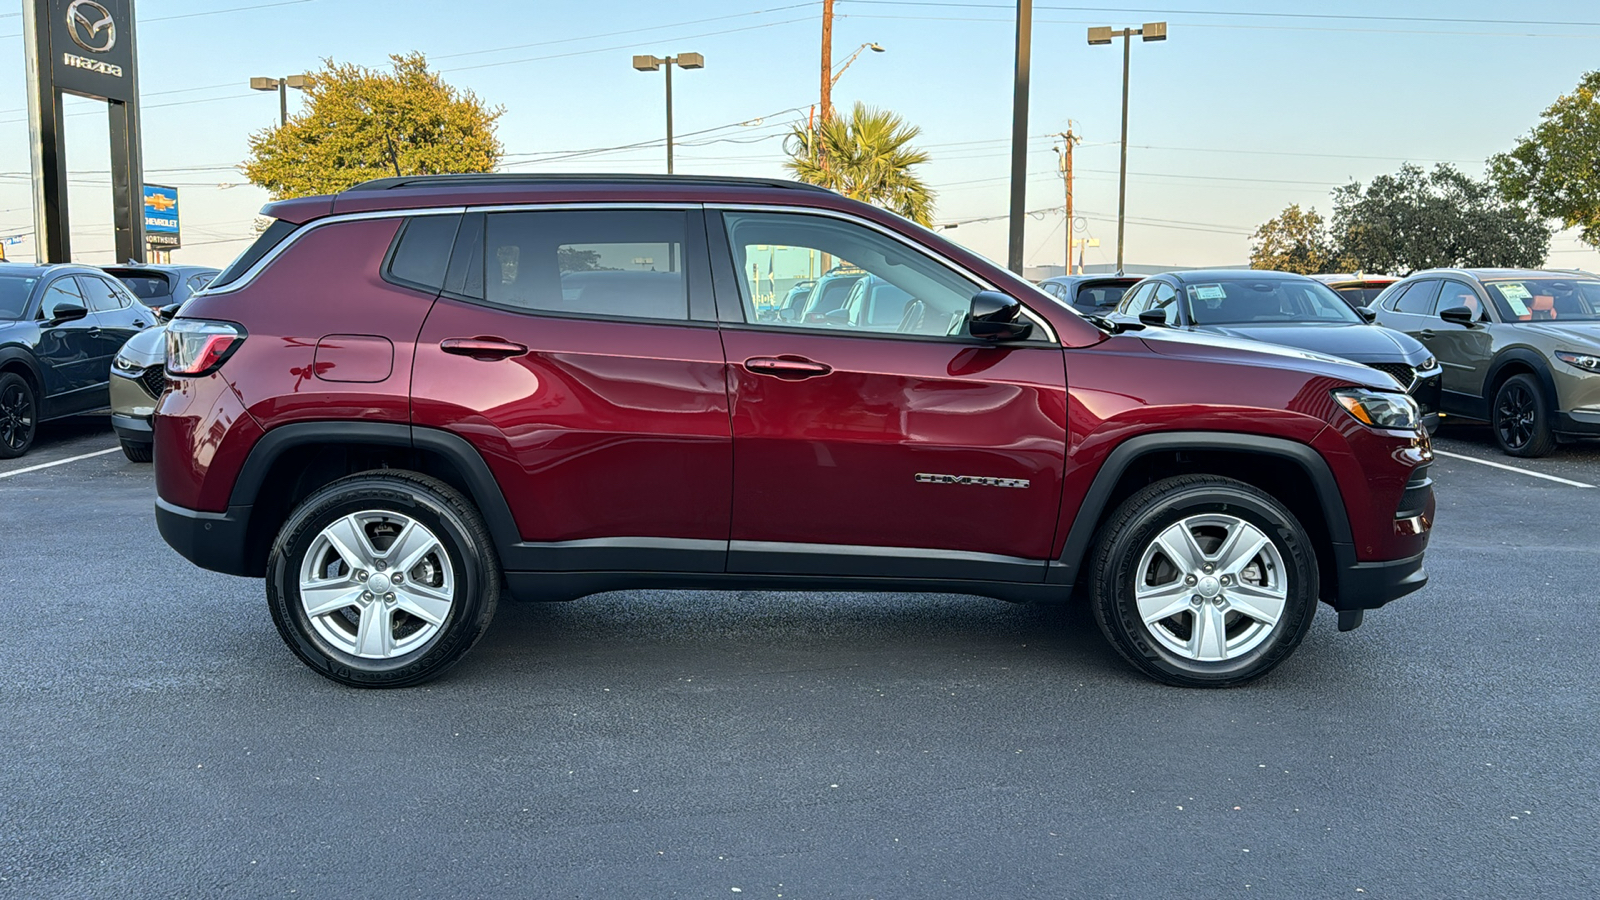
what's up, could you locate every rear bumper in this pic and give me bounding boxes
[155,496,255,577]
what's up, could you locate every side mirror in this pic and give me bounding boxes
[155,305,177,322]
[969,291,1033,341]
[1356,307,1377,323]
[1438,306,1479,327]
[1137,308,1170,327]
[45,303,88,325]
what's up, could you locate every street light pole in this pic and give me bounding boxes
[1088,22,1166,272]
[1007,0,1032,276]
[249,74,312,127]
[633,53,705,175]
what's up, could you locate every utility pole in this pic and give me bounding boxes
[1006,0,1032,275]
[1055,128,1078,275]
[820,0,834,122]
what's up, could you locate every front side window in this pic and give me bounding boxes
[1484,278,1600,322]
[1118,283,1154,315]
[38,278,85,319]
[722,211,980,338]
[477,210,689,321]
[1150,283,1180,325]
[1435,281,1484,320]
[1184,279,1361,325]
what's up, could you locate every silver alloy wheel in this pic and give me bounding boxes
[1132,513,1288,663]
[297,511,456,660]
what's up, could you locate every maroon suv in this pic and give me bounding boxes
[154,174,1433,688]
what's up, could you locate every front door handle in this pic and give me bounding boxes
[1418,329,1436,340]
[743,356,833,380]
[440,337,528,361]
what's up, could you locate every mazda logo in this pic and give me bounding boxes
[66,0,116,54]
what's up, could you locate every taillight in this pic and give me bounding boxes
[166,319,247,376]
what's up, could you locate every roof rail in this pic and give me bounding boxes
[344,173,835,194]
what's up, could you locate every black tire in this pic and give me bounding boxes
[119,439,153,463]
[266,471,501,688]
[1088,475,1319,688]
[1492,373,1556,458]
[0,371,38,460]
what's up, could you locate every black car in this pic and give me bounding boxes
[0,264,156,458]
[102,264,219,317]
[1111,269,1443,430]
[1037,274,1140,316]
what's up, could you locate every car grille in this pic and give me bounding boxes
[1366,362,1415,390]
[137,364,167,398]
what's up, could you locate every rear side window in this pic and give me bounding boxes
[210,218,299,290]
[77,276,127,312]
[472,210,690,321]
[1394,280,1441,315]
[385,214,462,293]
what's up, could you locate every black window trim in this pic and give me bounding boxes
[704,206,1060,348]
[436,205,718,328]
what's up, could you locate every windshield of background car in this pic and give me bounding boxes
[1074,283,1131,309]
[1184,278,1363,325]
[1333,285,1388,307]
[114,274,173,304]
[1483,278,1600,322]
[0,274,37,318]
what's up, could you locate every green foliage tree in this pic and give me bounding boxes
[244,53,503,199]
[785,102,935,226]
[1330,163,1550,273]
[1249,204,1347,274]
[1491,70,1600,251]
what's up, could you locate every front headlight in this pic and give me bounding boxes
[1332,388,1421,431]
[1555,350,1600,372]
[1419,356,1437,371]
[112,353,142,374]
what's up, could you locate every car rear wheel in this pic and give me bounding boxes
[266,471,500,688]
[119,439,153,463]
[1088,475,1318,688]
[0,372,37,460]
[1492,373,1555,458]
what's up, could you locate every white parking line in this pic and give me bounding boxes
[0,447,121,480]
[1432,449,1595,489]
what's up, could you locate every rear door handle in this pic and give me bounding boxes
[743,356,833,380]
[1418,329,1436,339]
[440,337,528,361]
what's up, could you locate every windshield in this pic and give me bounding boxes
[0,275,38,319]
[1483,278,1600,322]
[1185,278,1362,325]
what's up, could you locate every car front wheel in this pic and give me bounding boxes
[1088,475,1318,688]
[266,471,500,688]
[0,372,37,460]
[1492,373,1555,458]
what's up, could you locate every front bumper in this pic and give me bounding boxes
[111,412,152,444]
[1556,409,1600,437]
[155,497,256,577]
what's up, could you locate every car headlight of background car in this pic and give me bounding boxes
[1555,350,1600,372]
[1419,355,1437,371]
[112,353,143,375]
[1332,388,1422,431]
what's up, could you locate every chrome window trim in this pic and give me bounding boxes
[202,202,705,296]
[707,202,1059,344]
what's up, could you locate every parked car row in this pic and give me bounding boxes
[0,262,218,459]
[1041,266,1600,457]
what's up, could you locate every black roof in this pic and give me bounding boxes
[345,173,834,194]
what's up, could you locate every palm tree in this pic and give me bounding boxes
[786,102,936,227]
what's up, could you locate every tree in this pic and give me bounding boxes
[244,53,503,199]
[1249,204,1347,273]
[785,102,935,226]
[1330,163,1550,273]
[1491,70,1600,251]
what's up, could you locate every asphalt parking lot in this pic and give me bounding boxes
[2,416,1597,898]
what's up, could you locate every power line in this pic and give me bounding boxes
[840,1,1600,29]
[0,0,322,39]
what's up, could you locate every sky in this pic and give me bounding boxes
[1,0,1598,275]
